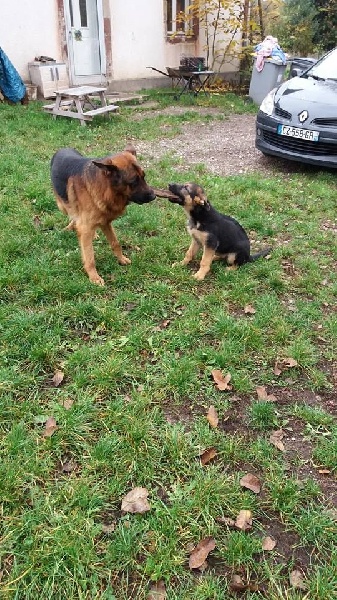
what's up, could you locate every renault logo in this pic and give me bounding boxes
[298,110,309,123]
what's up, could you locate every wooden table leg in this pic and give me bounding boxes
[74,97,86,126]
[52,93,62,120]
[98,91,107,107]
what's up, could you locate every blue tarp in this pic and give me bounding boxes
[0,47,26,103]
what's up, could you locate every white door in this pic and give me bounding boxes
[64,0,106,85]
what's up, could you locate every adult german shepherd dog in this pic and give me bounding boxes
[168,182,271,280]
[51,146,156,285]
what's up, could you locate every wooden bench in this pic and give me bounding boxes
[43,100,73,111]
[84,105,119,117]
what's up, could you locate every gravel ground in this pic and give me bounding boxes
[133,105,303,177]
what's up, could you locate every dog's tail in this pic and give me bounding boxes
[249,247,272,262]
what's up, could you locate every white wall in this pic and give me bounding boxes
[0,1,61,81]
[0,0,240,86]
[109,0,203,82]
[110,0,165,80]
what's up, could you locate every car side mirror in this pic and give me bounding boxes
[291,68,304,77]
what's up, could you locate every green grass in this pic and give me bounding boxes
[0,90,336,599]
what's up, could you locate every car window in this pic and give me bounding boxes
[306,47,337,80]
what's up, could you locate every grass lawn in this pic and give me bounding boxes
[0,89,336,599]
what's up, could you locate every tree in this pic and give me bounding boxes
[187,0,247,72]
[313,0,337,51]
[269,0,318,55]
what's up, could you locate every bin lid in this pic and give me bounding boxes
[253,56,285,66]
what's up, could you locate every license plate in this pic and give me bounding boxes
[277,125,319,142]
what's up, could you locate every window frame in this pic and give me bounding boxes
[166,0,197,40]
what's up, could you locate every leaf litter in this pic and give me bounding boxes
[121,487,151,514]
[206,405,219,428]
[199,447,217,465]
[211,370,233,391]
[42,417,58,438]
[269,429,285,452]
[240,473,261,494]
[188,536,216,570]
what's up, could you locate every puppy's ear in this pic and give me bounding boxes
[124,144,137,156]
[194,193,207,206]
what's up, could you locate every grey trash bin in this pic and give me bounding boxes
[249,58,287,105]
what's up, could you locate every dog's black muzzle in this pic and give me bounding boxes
[130,188,157,204]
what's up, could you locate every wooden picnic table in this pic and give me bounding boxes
[43,85,119,125]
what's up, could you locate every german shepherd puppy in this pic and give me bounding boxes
[168,182,271,280]
[51,146,156,285]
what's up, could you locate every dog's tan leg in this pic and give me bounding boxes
[174,239,200,267]
[64,219,100,238]
[100,223,131,266]
[77,225,105,286]
[194,247,216,280]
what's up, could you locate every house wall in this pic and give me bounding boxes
[197,6,242,76]
[109,0,202,85]
[0,0,239,88]
[0,1,61,81]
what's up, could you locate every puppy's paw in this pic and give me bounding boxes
[119,255,131,266]
[172,260,186,268]
[193,270,206,281]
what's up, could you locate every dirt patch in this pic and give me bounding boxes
[134,106,318,178]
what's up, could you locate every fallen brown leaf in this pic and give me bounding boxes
[216,516,236,527]
[240,473,261,494]
[283,357,298,368]
[244,304,256,315]
[289,569,307,590]
[256,385,277,402]
[200,447,217,466]
[61,398,73,410]
[153,319,171,331]
[101,522,116,534]
[52,370,64,387]
[269,429,285,452]
[211,370,233,391]
[42,416,58,438]
[60,459,77,473]
[229,574,259,592]
[147,580,166,600]
[33,215,41,228]
[235,509,252,531]
[273,358,298,376]
[121,487,151,514]
[273,363,282,376]
[229,574,246,592]
[262,536,276,551]
[188,536,216,569]
[206,405,219,428]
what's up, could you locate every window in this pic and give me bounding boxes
[69,0,88,28]
[79,0,88,28]
[166,0,194,35]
